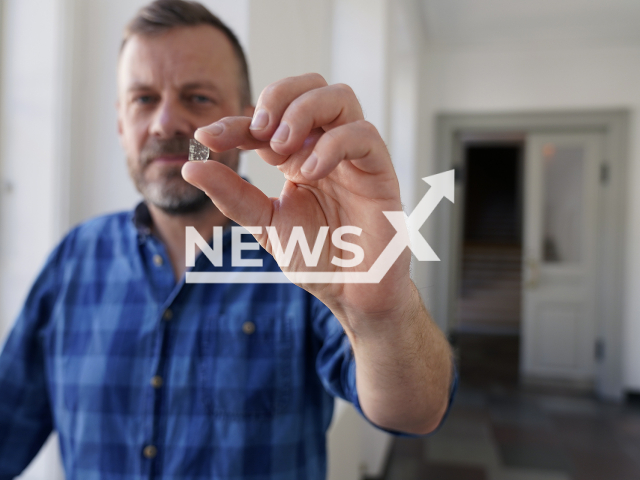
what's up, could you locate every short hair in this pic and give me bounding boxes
[121,0,251,107]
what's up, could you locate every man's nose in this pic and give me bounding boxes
[149,98,191,138]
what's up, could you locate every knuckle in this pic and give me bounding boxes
[260,81,286,105]
[334,83,356,98]
[303,72,328,86]
[286,89,316,115]
[333,83,362,117]
[322,128,343,150]
[282,98,304,123]
[259,73,327,108]
[357,120,379,136]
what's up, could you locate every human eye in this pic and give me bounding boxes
[189,94,216,105]
[135,94,158,105]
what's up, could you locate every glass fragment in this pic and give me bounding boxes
[189,139,210,162]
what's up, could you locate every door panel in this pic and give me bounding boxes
[522,133,601,381]
[535,302,580,369]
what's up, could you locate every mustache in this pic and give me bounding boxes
[140,137,191,167]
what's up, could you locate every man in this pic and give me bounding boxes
[0,0,455,478]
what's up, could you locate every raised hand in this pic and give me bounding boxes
[182,73,453,435]
[182,73,412,325]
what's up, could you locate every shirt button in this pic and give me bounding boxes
[153,254,163,266]
[143,445,157,459]
[242,321,256,335]
[150,375,163,388]
[163,309,173,321]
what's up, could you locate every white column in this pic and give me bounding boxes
[1,0,68,476]
[0,0,62,334]
[331,0,390,142]
[330,1,400,477]
[243,0,333,198]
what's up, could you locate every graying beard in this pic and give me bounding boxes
[144,181,210,215]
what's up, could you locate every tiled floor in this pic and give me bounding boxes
[383,384,640,480]
[381,334,640,480]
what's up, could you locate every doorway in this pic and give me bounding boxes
[455,140,524,387]
[433,110,628,399]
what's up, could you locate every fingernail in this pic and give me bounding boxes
[301,153,318,176]
[250,109,269,130]
[199,122,223,136]
[271,122,290,143]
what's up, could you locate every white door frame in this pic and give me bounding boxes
[431,110,629,400]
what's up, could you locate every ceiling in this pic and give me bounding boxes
[420,0,640,49]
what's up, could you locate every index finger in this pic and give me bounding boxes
[195,116,287,167]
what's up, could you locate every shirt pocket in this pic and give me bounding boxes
[198,313,293,417]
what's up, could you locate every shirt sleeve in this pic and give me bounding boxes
[310,295,458,436]
[0,243,64,479]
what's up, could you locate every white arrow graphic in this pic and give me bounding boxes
[186,169,455,284]
[384,169,455,262]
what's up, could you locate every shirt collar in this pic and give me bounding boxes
[132,201,153,238]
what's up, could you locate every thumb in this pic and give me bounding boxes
[181,160,273,230]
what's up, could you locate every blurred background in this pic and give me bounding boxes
[2,0,640,479]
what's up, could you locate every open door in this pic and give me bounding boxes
[521,133,602,383]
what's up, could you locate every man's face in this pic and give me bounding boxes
[117,25,249,215]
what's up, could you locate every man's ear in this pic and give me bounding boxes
[243,104,255,118]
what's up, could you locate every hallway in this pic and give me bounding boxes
[382,383,640,480]
[380,335,640,480]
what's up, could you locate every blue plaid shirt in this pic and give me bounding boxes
[0,202,455,479]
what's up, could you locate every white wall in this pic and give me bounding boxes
[418,42,640,389]
[242,0,332,198]
[0,0,63,337]
[0,0,68,476]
